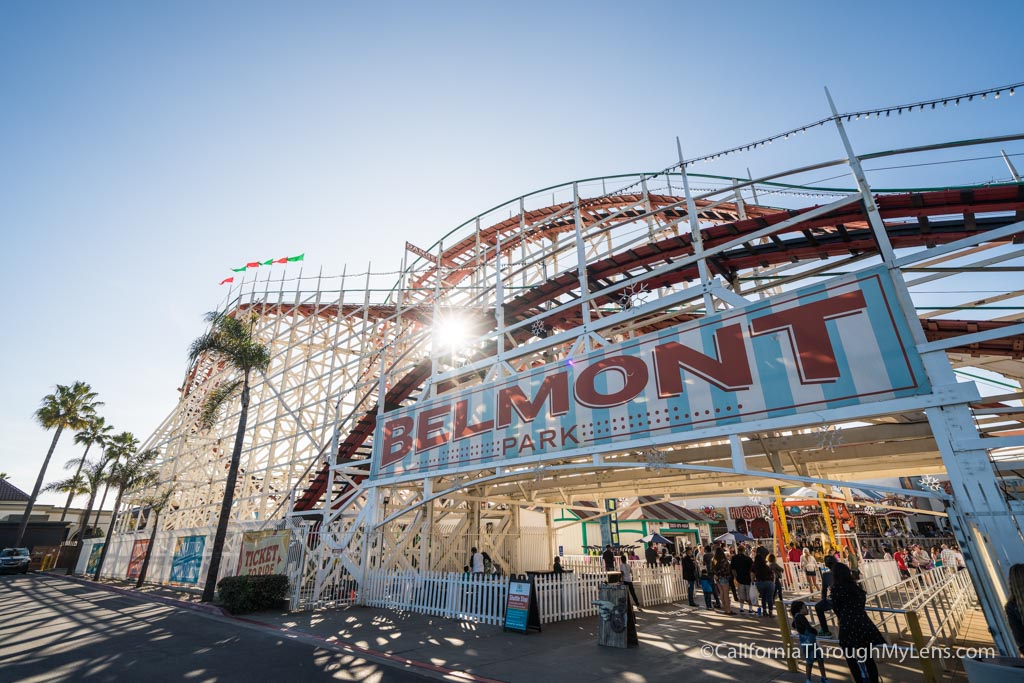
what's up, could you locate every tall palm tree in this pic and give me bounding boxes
[93,447,160,580]
[189,311,271,602]
[88,432,136,533]
[17,382,102,547]
[55,458,109,570]
[60,416,114,522]
[135,486,174,588]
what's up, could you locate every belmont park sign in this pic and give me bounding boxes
[372,266,930,478]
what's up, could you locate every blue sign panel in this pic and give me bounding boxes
[169,535,205,584]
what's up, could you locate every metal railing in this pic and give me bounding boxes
[777,566,981,683]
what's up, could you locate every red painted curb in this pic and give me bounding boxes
[50,574,506,683]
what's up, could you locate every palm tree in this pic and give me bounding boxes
[88,432,136,533]
[135,486,174,588]
[189,311,271,602]
[16,382,102,547]
[93,447,160,580]
[60,416,114,522]
[56,458,109,570]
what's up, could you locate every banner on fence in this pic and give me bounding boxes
[127,539,149,579]
[236,530,291,576]
[86,542,104,574]
[169,535,205,584]
[374,265,930,478]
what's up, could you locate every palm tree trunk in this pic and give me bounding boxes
[60,442,92,522]
[89,482,112,533]
[70,490,99,572]
[15,426,63,547]
[136,508,161,588]
[93,487,125,580]
[202,376,250,602]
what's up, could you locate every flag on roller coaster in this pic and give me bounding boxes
[232,254,304,272]
[219,277,234,285]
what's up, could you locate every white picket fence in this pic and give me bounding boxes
[359,563,690,626]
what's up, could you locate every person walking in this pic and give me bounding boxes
[645,542,658,567]
[731,546,755,614]
[701,545,720,608]
[619,553,643,611]
[753,547,776,617]
[831,563,885,683]
[603,544,616,571]
[801,547,819,593]
[791,600,831,683]
[470,547,484,574]
[769,552,785,603]
[699,569,716,610]
[714,547,736,615]
[682,548,698,607]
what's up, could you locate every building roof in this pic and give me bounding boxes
[628,496,715,523]
[0,479,30,503]
[568,497,714,523]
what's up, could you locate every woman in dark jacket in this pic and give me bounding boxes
[682,549,698,606]
[831,563,885,683]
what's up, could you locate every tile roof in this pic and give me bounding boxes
[567,497,714,523]
[0,479,31,503]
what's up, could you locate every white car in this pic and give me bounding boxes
[0,547,31,574]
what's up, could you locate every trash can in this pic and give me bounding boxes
[593,583,638,648]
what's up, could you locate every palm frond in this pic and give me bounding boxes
[198,379,242,430]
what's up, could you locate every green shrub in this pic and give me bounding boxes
[217,574,290,614]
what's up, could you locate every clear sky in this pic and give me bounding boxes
[1,1,1022,506]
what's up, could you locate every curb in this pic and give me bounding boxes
[48,573,506,683]
[53,573,230,617]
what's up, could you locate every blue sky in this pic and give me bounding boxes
[1,1,1022,505]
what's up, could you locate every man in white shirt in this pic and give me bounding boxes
[471,547,484,574]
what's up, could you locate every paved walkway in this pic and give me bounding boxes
[46,572,993,682]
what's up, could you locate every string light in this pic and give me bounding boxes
[678,79,1022,168]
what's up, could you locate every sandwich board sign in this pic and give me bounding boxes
[503,575,541,633]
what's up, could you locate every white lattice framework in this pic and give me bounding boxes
[119,122,1024,649]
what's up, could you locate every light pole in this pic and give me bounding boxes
[378,496,390,568]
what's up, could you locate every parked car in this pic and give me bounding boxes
[1,547,31,574]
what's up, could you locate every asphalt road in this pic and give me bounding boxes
[0,574,437,683]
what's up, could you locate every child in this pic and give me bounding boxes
[699,569,716,609]
[791,600,829,683]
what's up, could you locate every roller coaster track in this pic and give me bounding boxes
[290,184,1024,512]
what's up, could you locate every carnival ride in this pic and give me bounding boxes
[120,110,1024,648]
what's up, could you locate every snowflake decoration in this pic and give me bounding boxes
[644,447,667,472]
[815,424,844,452]
[759,503,773,520]
[918,474,943,492]
[619,282,649,310]
[746,488,764,505]
[530,320,547,338]
[864,506,878,516]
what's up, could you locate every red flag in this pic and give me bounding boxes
[246,262,261,268]
[219,277,234,285]
[274,257,288,264]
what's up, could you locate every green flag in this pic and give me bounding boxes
[287,253,304,262]
[262,259,274,266]
[231,266,247,272]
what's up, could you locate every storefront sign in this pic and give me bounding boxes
[237,530,291,576]
[374,266,929,478]
[169,535,205,584]
[729,505,765,521]
[127,539,149,579]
